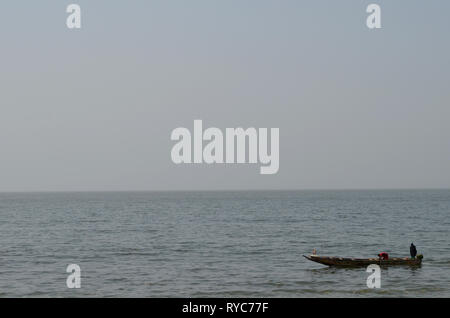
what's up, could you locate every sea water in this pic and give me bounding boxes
[0,190,448,297]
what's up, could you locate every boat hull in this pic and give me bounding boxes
[304,255,422,267]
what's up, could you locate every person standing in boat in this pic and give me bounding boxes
[410,243,417,259]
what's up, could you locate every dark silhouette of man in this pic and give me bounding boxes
[410,243,417,259]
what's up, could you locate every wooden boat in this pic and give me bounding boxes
[303,254,423,267]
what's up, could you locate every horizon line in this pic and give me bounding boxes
[0,187,449,194]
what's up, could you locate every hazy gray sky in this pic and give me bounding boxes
[1,1,449,191]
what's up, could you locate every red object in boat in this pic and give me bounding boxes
[378,252,389,260]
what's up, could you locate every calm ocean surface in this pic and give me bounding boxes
[0,190,449,297]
